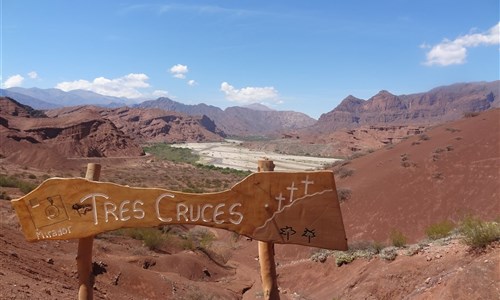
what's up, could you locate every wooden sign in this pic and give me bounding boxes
[11,171,347,250]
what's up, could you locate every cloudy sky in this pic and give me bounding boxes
[2,0,499,118]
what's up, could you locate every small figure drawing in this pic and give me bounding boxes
[302,228,316,243]
[72,203,93,216]
[279,226,297,241]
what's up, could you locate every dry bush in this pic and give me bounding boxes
[425,220,455,240]
[463,111,480,118]
[419,134,430,141]
[337,188,352,203]
[335,167,354,179]
[390,229,407,247]
[460,216,500,248]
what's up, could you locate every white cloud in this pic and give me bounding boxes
[3,74,25,88]
[424,22,500,66]
[56,73,150,98]
[220,82,279,104]
[28,71,38,79]
[152,90,170,97]
[170,64,189,79]
[188,79,197,86]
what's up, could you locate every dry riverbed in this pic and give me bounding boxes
[171,140,340,171]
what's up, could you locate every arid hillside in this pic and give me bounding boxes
[333,109,500,243]
[0,104,498,300]
[0,97,144,169]
[46,105,226,143]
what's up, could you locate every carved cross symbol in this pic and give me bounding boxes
[301,175,314,195]
[286,182,298,203]
[275,193,286,211]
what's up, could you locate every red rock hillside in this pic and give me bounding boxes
[0,97,144,169]
[333,109,500,243]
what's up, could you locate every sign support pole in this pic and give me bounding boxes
[257,159,280,300]
[77,163,101,300]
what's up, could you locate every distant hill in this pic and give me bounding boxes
[5,87,130,108]
[0,97,144,169]
[313,81,499,132]
[136,97,316,136]
[46,105,226,144]
[0,89,61,110]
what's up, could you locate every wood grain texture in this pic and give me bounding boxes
[11,171,347,250]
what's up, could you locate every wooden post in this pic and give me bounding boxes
[257,159,280,300]
[77,163,101,300]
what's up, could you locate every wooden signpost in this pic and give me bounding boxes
[11,161,347,299]
[12,169,347,250]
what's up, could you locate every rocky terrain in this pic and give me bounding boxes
[136,97,316,136]
[0,82,498,299]
[0,97,144,169]
[0,108,498,299]
[0,97,227,169]
[313,81,499,132]
[46,105,226,144]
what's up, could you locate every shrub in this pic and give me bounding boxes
[337,188,352,203]
[310,249,332,263]
[183,227,216,250]
[463,112,479,118]
[143,143,200,164]
[0,174,37,194]
[425,220,455,240]
[432,172,444,180]
[419,134,430,141]
[379,247,398,261]
[459,216,500,248]
[348,240,384,254]
[334,251,355,266]
[335,167,354,179]
[142,229,168,251]
[445,128,461,133]
[121,228,168,251]
[405,244,422,256]
[390,229,407,247]
[434,148,445,154]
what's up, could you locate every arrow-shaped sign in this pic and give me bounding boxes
[11,171,347,250]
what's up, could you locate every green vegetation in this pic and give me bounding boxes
[194,163,251,177]
[119,227,169,251]
[459,216,500,248]
[143,143,200,164]
[143,143,251,178]
[182,227,216,250]
[389,229,407,247]
[425,220,455,240]
[0,174,37,194]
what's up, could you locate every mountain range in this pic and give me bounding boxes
[312,81,499,132]
[2,81,499,138]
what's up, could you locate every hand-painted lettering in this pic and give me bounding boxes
[155,193,174,222]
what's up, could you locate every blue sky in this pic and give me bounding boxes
[1,0,499,118]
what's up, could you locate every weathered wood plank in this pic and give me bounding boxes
[11,171,347,250]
